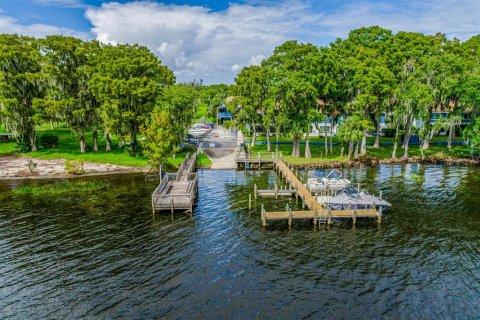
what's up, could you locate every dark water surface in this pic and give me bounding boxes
[1,165,480,319]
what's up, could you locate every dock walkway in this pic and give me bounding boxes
[261,159,381,227]
[152,153,198,213]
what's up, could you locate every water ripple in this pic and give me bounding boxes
[1,167,480,319]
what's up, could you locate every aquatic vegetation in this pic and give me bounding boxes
[13,180,111,196]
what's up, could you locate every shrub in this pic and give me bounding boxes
[39,134,59,148]
[65,160,84,175]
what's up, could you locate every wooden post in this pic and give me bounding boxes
[288,205,292,227]
[170,195,174,214]
[261,204,266,227]
[249,193,252,209]
[378,205,382,223]
[302,197,305,209]
[254,183,257,199]
[314,208,318,226]
[275,183,278,199]
[353,208,357,225]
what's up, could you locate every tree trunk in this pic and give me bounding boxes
[291,135,300,157]
[251,124,256,147]
[448,123,454,150]
[373,113,381,148]
[30,132,37,152]
[392,124,399,159]
[105,131,112,151]
[354,142,359,159]
[421,137,430,150]
[275,130,280,153]
[305,132,311,158]
[266,127,271,152]
[50,119,54,129]
[93,130,98,151]
[130,123,138,154]
[79,132,86,153]
[360,131,367,156]
[348,141,353,160]
[330,116,334,154]
[324,118,328,156]
[402,118,412,159]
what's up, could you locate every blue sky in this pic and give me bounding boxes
[1,0,479,83]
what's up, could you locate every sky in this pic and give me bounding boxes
[0,0,479,84]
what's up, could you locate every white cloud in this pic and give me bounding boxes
[83,0,480,84]
[85,1,308,83]
[0,14,90,39]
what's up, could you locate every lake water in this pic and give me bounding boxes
[1,165,479,319]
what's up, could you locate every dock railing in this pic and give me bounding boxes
[236,150,282,163]
[152,173,198,212]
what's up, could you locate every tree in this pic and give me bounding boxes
[337,114,373,161]
[0,35,44,151]
[231,65,267,148]
[159,83,198,149]
[396,62,431,159]
[90,44,174,154]
[141,107,175,167]
[40,36,100,153]
[463,117,480,158]
[264,40,320,157]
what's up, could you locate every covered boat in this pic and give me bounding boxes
[306,169,351,193]
[316,185,391,211]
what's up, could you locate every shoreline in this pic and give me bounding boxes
[283,156,480,169]
[0,156,145,180]
[1,154,478,180]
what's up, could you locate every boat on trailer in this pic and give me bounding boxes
[306,169,351,193]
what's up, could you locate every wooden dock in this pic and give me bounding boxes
[152,153,198,213]
[236,150,276,169]
[261,159,381,227]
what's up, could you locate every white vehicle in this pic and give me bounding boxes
[188,124,211,137]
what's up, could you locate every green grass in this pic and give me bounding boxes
[247,135,475,165]
[13,180,111,196]
[1,125,205,169]
[196,152,212,167]
[27,126,149,167]
[0,142,17,156]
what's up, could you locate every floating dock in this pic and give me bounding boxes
[152,153,198,213]
[261,159,382,227]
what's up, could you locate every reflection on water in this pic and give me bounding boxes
[0,165,479,319]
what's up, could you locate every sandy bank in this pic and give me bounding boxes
[0,156,145,179]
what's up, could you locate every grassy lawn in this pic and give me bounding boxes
[0,142,17,156]
[1,125,213,169]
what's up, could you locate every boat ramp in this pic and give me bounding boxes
[151,153,198,213]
